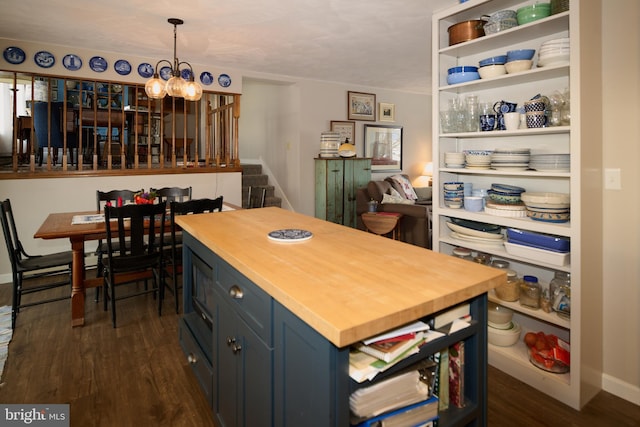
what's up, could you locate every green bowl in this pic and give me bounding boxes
[517,3,551,25]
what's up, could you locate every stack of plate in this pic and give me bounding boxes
[521,192,570,223]
[464,150,493,170]
[444,152,466,168]
[445,218,504,247]
[538,38,570,67]
[490,148,531,171]
[529,154,570,172]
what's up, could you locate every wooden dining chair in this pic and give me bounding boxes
[152,186,192,207]
[0,199,73,329]
[166,197,223,313]
[94,189,137,302]
[102,203,167,327]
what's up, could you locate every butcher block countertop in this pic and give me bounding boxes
[176,207,506,348]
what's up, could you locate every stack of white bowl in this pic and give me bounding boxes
[538,38,570,67]
[529,153,570,172]
[488,302,521,347]
[444,152,466,168]
[464,150,492,170]
[319,132,341,157]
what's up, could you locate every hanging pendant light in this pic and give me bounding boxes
[145,18,202,101]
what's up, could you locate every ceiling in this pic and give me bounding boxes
[0,0,454,94]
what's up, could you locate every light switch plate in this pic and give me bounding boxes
[604,168,622,190]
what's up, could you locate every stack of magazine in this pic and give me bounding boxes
[350,321,444,383]
[349,358,439,427]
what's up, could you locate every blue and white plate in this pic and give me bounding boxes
[218,73,231,87]
[34,51,55,68]
[200,71,213,85]
[89,56,108,72]
[3,46,26,65]
[267,229,313,242]
[180,68,192,80]
[63,54,82,71]
[138,62,154,78]
[159,66,172,80]
[114,59,131,75]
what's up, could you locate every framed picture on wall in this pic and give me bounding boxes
[364,124,403,171]
[348,91,376,121]
[330,120,355,144]
[379,102,395,122]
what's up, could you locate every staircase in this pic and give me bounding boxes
[241,164,282,209]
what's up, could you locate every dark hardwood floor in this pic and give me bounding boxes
[0,280,638,427]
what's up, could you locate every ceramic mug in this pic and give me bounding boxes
[504,112,521,130]
[480,114,496,131]
[526,112,547,128]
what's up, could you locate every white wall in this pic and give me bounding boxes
[601,0,640,405]
[0,172,241,283]
[240,77,432,217]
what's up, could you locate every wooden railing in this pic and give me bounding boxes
[2,73,241,177]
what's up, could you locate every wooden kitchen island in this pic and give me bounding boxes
[176,207,505,427]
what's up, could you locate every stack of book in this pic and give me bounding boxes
[349,321,444,383]
[0,306,12,378]
[350,357,440,427]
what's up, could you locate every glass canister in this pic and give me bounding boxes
[452,247,473,261]
[519,275,541,309]
[550,271,571,319]
[495,269,521,302]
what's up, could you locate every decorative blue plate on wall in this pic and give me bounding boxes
[3,46,26,65]
[200,71,213,85]
[89,56,108,72]
[180,68,192,80]
[159,66,172,80]
[63,54,82,71]
[218,73,231,87]
[138,62,154,78]
[34,51,55,68]
[114,59,131,75]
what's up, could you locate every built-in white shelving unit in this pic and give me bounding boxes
[431,0,602,410]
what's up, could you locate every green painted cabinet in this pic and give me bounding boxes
[315,158,371,228]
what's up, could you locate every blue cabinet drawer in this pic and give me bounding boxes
[179,319,213,407]
[216,259,273,346]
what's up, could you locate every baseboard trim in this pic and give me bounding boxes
[602,373,640,406]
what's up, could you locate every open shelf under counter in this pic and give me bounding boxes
[439,63,569,93]
[488,289,570,329]
[439,11,569,56]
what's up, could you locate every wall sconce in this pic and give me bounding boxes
[144,18,203,101]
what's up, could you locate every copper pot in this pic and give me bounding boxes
[448,19,486,46]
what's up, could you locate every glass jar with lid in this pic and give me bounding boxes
[452,247,473,261]
[550,271,571,319]
[494,269,521,302]
[519,275,541,309]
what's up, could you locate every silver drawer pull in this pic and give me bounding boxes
[187,353,197,364]
[229,285,244,299]
[226,336,236,346]
[231,343,242,354]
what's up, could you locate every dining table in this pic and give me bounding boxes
[34,202,239,327]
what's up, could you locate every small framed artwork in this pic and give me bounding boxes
[379,102,395,122]
[364,124,403,171]
[348,91,376,121]
[330,120,356,144]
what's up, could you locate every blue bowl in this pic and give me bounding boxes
[506,49,536,61]
[447,66,478,75]
[479,55,507,67]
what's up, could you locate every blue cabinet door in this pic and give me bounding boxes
[273,302,350,427]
